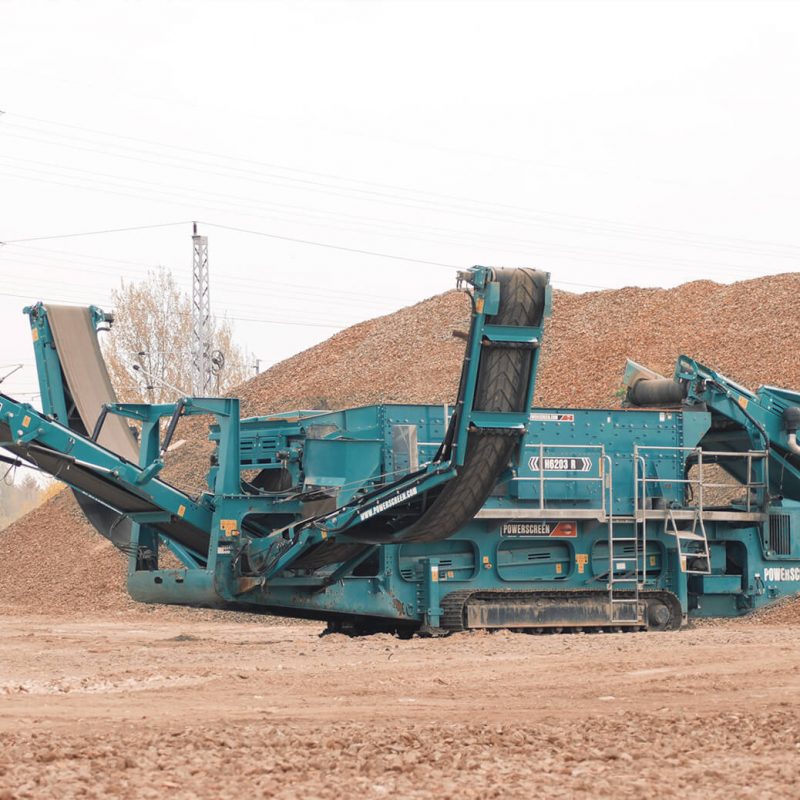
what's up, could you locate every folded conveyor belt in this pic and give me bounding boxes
[305,267,548,549]
[9,303,212,557]
[0,414,210,558]
[42,305,142,549]
[398,268,547,542]
[45,305,140,462]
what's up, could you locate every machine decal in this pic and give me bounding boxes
[529,412,575,422]
[575,553,589,574]
[501,521,577,537]
[359,487,418,521]
[529,456,592,472]
[763,567,800,582]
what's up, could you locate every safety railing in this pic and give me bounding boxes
[634,445,768,573]
[634,444,769,515]
[518,443,612,520]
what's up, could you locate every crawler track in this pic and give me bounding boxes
[440,589,683,633]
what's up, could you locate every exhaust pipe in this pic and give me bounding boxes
[783,407,800,455]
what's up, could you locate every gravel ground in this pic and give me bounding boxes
[2,616,800,798]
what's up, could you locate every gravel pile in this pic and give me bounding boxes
[3,271,800,618]
[5,712,799,799]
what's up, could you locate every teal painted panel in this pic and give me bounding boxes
[495,540,571,581]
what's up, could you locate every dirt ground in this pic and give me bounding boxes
[2,609,800,799]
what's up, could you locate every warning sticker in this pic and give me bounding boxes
[528,456,592,472]
[501,521,577,537]
[529,413,575,422]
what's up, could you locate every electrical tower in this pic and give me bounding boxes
[191,222,212,395]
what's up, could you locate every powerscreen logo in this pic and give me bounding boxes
[763,567,800,582]
[359,487,418,521]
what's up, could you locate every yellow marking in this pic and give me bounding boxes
[447,570,454,578]
[431,565,439,582]
[575,553,589,574]
[650,555,656,567]
[21,415,31,428]
[476,297,485,313]
[220,519,239,536]
[738,396,749,410]
[482,555,490,563]
[177,505,186,518]
[320,530,328,539]
[555,563,563,574]
[31,327,39,342]
[680,555,688,572]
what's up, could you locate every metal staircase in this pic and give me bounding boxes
[665,507,711,575]
[606,455,641,623]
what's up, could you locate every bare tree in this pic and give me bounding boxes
[0,473,46,530]
[102,267,249,403]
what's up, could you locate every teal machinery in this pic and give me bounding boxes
[3,266,800,634]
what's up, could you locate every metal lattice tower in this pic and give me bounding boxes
[191,222,212,395]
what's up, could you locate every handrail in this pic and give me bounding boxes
[518,442,609,517]
[634,452,647,586]
[635,444,770,523]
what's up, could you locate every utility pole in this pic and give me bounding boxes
[191,222,212,395]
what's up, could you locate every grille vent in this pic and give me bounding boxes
[769,514,791,555]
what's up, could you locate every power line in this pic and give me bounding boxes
[1,221,191,245]
[0,235,619,294]
[0,155,779,281]
[2,129,798,276]
[0,147,795,281]
[0,250,418,312]
[0,165,470,276]
[7,111,800,257]
[0,290,346,328]
[0,188,780,290]
[197,221,459,269]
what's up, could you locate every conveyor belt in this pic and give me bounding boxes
[399,268,547,542]
[44,305,140,549]
[44,305,139,549]
[17,306,210,558]
[46,305,140,461]
[315,268,548,548]
[0,415,209,558]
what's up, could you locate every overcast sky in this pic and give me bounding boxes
[1,0,799,405]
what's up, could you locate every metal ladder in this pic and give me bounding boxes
[665,507,710,574]
[606,455,640,623]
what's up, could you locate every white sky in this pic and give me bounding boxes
[1,0,799,405]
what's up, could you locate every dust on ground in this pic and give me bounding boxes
[2,612,799,799]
